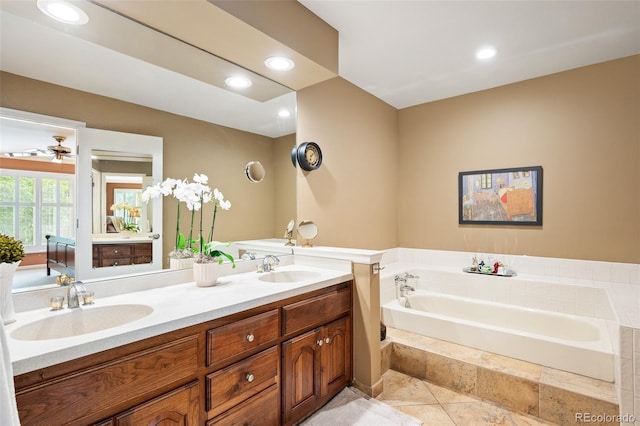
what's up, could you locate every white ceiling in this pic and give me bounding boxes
[0,0,297,157]
[300,0,640,109]
[1,1,638,157]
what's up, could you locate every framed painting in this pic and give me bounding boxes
[458,166,543,225]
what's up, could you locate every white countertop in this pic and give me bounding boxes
[6,263,352,375]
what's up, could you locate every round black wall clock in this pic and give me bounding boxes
[292,142,323,171]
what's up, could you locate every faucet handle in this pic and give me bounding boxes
[404,272,420,279]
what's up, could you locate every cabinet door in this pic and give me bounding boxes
[320,316,352,399]
[282,328,320,424]
[114,381,199,426]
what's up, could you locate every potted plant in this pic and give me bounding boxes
[143,174,235,285]
[0,234,25,324]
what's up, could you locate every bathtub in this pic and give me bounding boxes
[381,274,614,382]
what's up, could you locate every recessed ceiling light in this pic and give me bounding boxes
[37,0,89,25]
[476,46,497,60]
[278,109,291,118]
[265,56,295,71]
[224,76,253,89]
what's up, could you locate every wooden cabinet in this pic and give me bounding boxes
[16,335,199,426]
[92,242,152,268]
[282,317,351,425]
[204,308,280,423]
[15,281,352,426]
[282,286,352,425]
[113,381,199,426]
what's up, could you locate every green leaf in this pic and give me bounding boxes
[176,233,186,249]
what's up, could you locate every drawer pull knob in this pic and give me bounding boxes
[324,337,330,344]
[316,339,323,346]
[246,373,254,383]
[246,333,255,342]
[114,250,118,254]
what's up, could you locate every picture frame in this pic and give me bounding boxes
[458,166,543,225]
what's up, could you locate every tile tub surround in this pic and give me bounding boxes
[380,247,640,424]
[383,328,622,426]
[382,289,614,382]
[377,369,556,426]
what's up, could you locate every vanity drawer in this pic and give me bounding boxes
[97,257,133,267]
[99,245,133,257]
[282,285,351,336]
[133,255,152,264]
[134,243,152,255]
[206,309,278,366]
[206,346,278,417]
[206,384,278,426]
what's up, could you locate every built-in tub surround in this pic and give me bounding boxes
[380,248,640,424]
[383,290,614,381]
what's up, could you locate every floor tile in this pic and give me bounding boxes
[395,404,456,425]
[443,400,556,426]
[376,370,438,406]
[425,382,477,405]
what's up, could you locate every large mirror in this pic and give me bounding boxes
[0,1,297,290]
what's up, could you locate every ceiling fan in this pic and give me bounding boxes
[47,136,72,162]
[4,135,73,162]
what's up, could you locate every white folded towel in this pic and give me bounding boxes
[0,311,20,425]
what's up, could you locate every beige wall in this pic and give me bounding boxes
[296,56,639,264]
[0,72,295,265]
[397,55,639,263]
[273,133,297,234]
[296,77,399,249]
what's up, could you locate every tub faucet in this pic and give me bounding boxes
[66,281,86,309]
[399,283,415,297]
[394,274,417,298]
[262,255,280,272]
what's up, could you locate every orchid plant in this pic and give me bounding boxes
[142,174,235,267]
[109,202,140,232]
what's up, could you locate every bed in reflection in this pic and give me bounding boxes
[45,235,75,277]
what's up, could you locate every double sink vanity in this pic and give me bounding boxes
[7,255,358,425]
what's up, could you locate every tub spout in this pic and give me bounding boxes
[399,283,415,297]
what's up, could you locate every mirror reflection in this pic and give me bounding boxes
[90,151,156,269]
[1,1,297,292]
[245,161,266,184]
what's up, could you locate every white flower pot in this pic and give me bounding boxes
[193,262,220,287]
[170,257,194,270]
[0,261,20,325]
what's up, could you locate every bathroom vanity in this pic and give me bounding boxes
[9,265,353,426]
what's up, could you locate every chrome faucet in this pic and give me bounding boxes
[66,281,87,309]
[262,255,280,272]
[395,273,419,298]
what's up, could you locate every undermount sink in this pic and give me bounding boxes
[11,304,154,341]
[258,270,322,283]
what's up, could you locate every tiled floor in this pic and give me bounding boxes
[376,369,557,425]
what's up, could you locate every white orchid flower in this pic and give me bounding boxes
[213,188,225,202]
[141,184,161,203]
[193,173,208,184]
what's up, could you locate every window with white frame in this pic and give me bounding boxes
[0,169,75,253]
